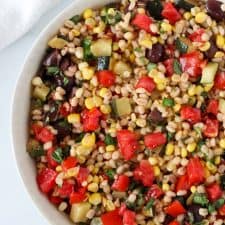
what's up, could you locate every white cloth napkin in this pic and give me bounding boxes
[0,0,60,50]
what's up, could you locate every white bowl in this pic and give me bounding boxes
[11,0,116,224]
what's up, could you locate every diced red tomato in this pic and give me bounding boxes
[161,2,181,24]
[49,196,62,205]
[144,132,167,149]
[119,203,127,216]
[189,29,206,43]
[179,51,203,77]
[146,184,164,200]
[164,59,174,77]
[135,76,156,93]
[176,173,190,192]
[32,124,54,143]
[101,209,123,225]
[187,157,205,186]
[58,181,74,198]
[61,156,77,171]
[206,99,219,116]
[203,118,219,138]
[76,167,89,184]
[214,72,225,90]
[59,103,70,117]
[134,160,155,187]
[112,175,130,192]
[69,187,87,204]
[180,106,201,124]
[37,168,57,194]
[165,200,186,217]
[97,70,116,87]
[206,183,222,202]
[168,221,180,225]
[132,13,154,34]
[117,130,139,160]
[219,204,225,216]
[47,147,58,168]
[123,210,136,225]
[82,107,102,132]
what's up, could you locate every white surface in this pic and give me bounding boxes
[0,0,60,50]
[0,1,73,224]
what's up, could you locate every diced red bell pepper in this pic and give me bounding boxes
[219,204,225,216]
[49,196,62,205]
[187,157,205,186]
[164,59,174,77]
[132,13,154,34]
[179,51,203,77]
[203,118,219,138]
[97,70,116,87]
[146,184,164,200]
[69,187,87,204]
[161,2,181,24]
[119,203,127,216]
[82,107,102,132]
[176,173,190,192]
[165,200,186,217]
[117,130,139,160]
[112,175,130,192]
[123,210,137,225]
[144,132,167,149]
[37,168,57,194]
[61,156,77,171]
[189,29,206,43]
[206,183,223,202]
[59,103,71,117]
[214,72,225,90]
[134,160,155,187]
[76,167,89,184]
[135,76,156,93]
[32,124,54,143]
[58,181,74,198]
[207,99,219,116]
[101,209,123,225]
[180,106,201,124]
[47,147,58,168]
[168,221,180,225]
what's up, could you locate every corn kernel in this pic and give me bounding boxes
[195,12,207,24]
[76,145,92,156]
[93,167,99,174]
[151,36,158,44]
[106,145,115,152]
[204,167,211,178]
[89,193,101,205]
[139,35,152,48]
[106,200,115,211]
[214,51,225,58]
[87,175,93,183]
[56,166,62,172]
[93,176,100,184]
[162,183,170,191]
[157,83,166,91]
[214,156,221,165]
[161,22,172,32]
[113,42,119,51]
[190,186,197,193]
[67,113,80,124]
[173,104,181,112]
[88,182,99,193]
[181,148,188,158]
[77,155,86,164]
[71,29,80,37]
[187,143,197,152]
[99,88,109,98]
[165,143,175,156]
[216,35,225,48]
[206,161,217,173]
[93,21,106,33]
[85,18,96,28]
[82,133,96,148]
[219,139,225,149]
[184,12,191,20]
[199,41,211,52]
[100,104,111,114]
[82,67,95,80]
[64,167,79,178]
[93,96,103,107]
[188,85,196,96]
[129,54,135,63]
[148,157,158,166]
[204,83,214,92]
[195,85,204,95]
[85,97,95,109]
[153,166,160,176]
[83,8,93,19]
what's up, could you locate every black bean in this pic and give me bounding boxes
[206,0,225,21]
[187,204,204,223]
[205,39,218,59]
[60,56,71,71]
[43,49,62,66]
[45,101,60,122]
[149,108,166,125]
[52,120,72,140]
[163,215,174,225]
[53,75,75,95]
[146,43,165,63]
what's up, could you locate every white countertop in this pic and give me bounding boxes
[0,1,73,224]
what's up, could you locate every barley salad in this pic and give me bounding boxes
[27,0,225,224]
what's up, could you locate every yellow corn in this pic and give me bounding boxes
[83,8,93,19]
[87,175,93,183]
[173,104,181,112]
[190,186,197,193]
[204,167,211,178]
[216,35,225,49]
[157,83,166,91]
[82,133,96,148]
[219,139,225,149]
[100,104,111,114]
[67,113,80,124]
[188,85,196,96]
[195,85,204,95]
[99,88,109,97]
[129,54,135,63]
[204,83,214,92]
[113,43,119,51]
[93,21,106,34]
[161,22,172,32]
[76,145,92,156]
[87,182,99,192]
[206,161,217,173]
[85,97,95,109]
[65,167,79,178]
[195,12,207,24]
[153,166,160,176]
[56,166,62,172]
[139,35,152,48]
[106,200,115,211]
[181,148,188,158]
[148,157,158,166]
[93,96,103,107]
[214,156,221,165]
[93,167,99,174]
[214,51,225,58]
[199,41,211,52]
[93,176,100,184]
[82,67,95,80]
[184,12,191,20]
[151,37,158,44]
[162,183,170,192]
[106,145,115,152]
[89,193,101,205]
[85,18,96,28]
[165,143,175,156]
[187,143,197,152]
[71,29,80,37]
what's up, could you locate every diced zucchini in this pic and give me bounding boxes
[90,217,103,225]
[200,62,218,84]
[112,97,131,117]
[33,84,50,101]
[219,99,225,114]
[146,0,163,20]
[90,39,112,57]
[113,61,132,77]
[48,37,67,49]
[175,0,197,10]
[97,56,110,71]
[70,202,91,223]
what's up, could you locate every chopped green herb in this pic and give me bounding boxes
[31,99,43,109]
[70,15,81,24]
[197,140,205,151]
[62,146,71,159]
[194,127,202,138]
[63,77,69,85]
[175,38,188,54]
[75,133,85,143]
[214,198,225,209]
[104,134,116,145]
[82,38,94,61]
[163,98,175,107]
[52,148,63,163]
[173,59,182,75]
[147,63,157,72]
[201,91,208,99]
[101,8,122,25]
[193,193,209,206]
[145,198,154,209]
[105,169,116,180]
[193,221,206,225]
[167,132,174,141]
[134,47,143,53]
[47,66,60,75]
[29,146,45,158]
[208,204,216,213]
